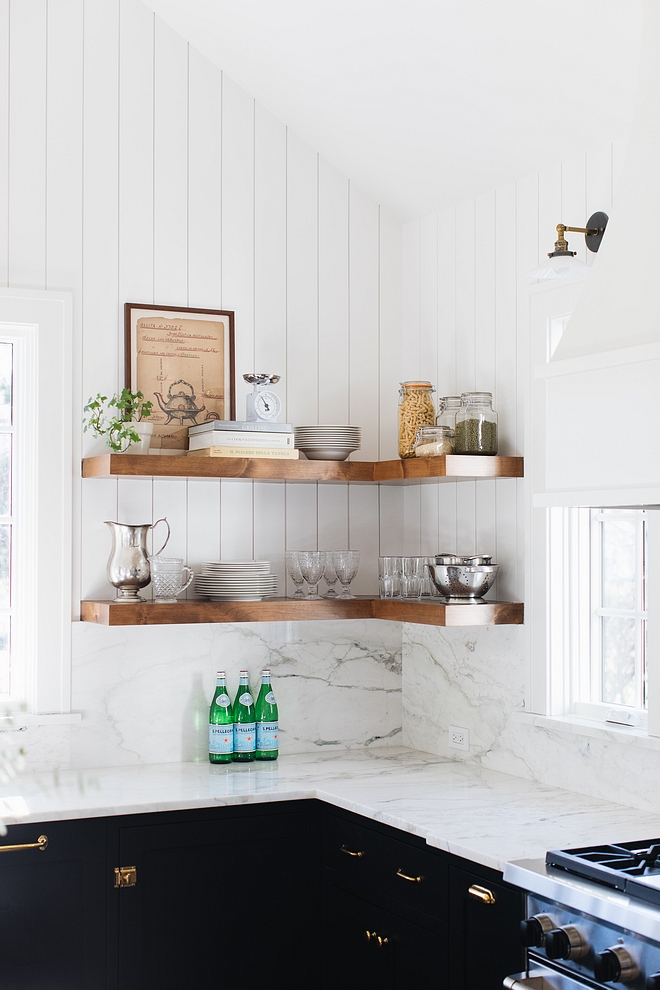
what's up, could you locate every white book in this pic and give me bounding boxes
[189,430,294,451]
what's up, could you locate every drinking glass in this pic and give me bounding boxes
[378,556,401,598]
[322,552,339,598]
[298,551,325,599]
[285,551,305,599]
[401,556,424,599]
[148,556,194,604]
[332,551,360,599]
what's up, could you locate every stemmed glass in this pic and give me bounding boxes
[322,552,339,598]
[285,551,305,599]
[298,551,325,599]
[332,551,360,599]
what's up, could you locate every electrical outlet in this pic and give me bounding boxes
[448,725,469,751]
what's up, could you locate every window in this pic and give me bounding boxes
[0,290,73,718]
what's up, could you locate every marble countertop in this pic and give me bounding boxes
[1,747,658,873]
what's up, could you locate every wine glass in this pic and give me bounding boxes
[332,551,360,599]
[285,551,305,599]
[322,552,339,598]
[298,551,325,599]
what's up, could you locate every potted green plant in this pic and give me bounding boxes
[83,389,154,453]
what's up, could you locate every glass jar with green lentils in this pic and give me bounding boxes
[454,392,498,455]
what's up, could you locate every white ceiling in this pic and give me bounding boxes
[145,0,644,221]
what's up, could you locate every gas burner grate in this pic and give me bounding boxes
[546,839,660,893]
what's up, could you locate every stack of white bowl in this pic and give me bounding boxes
[294,425,361,461]
[195,561,278,601]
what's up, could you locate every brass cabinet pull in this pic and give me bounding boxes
[468,883,496,905]
[340,844,364,858]
[0,834,48,854]
[365,930,389,947]
[396,868,423,883]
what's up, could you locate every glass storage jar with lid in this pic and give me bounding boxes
[454,392,498,455]
[414,426,454,457]
[436,396,461,431]
[398,381,435,458]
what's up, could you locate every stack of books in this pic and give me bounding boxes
[187,421,299,459]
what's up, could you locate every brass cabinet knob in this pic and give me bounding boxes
[468,884,496,905]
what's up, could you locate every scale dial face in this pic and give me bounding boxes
[253,390,281,421]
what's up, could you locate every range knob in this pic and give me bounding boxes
[594,946,639,985]
[519,914,555,948]
[544,926,589,962]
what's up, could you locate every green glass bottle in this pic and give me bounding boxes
[232,669,256,762]
[255,668,279,761]
[208,670,234,764]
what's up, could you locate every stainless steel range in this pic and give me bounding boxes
[503,840,660,989]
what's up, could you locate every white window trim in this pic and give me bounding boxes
[0,289,75,717]
[525,280,660,737]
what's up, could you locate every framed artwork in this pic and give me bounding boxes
[124,303,235,450]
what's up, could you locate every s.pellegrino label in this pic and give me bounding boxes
[255,669,279,761]
[209,671,233,764]
[232,670,256,762]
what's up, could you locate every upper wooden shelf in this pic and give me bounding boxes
[82,453,524,484]
[81,596,524,628]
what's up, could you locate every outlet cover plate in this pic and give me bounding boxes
[448,725,469,751]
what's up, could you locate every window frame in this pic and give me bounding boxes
[0,289,74,716]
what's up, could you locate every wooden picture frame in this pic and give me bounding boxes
[124,303,235,450]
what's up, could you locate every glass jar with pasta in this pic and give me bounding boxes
[398,381,436,458]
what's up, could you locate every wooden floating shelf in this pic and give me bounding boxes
[82,453,523,484]
[81,597,524,628]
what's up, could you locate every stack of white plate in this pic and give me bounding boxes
[196,560,278,601]
[294,426,362,461]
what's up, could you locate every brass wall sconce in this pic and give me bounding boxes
[529,211,609,280]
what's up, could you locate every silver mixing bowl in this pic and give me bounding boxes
[427,563,499,600]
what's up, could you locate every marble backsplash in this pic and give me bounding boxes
[401,622,660,815]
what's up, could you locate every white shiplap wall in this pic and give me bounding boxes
[400,142,618,603]
[0,0,403,609]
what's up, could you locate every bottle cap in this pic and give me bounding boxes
[239,669,249,676]
[262,668,271,676]
[216,670,226,677]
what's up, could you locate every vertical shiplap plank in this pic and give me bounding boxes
[119,0,154,304]
[188,47,221,309]
[47,0,84,610]
[401,219,420,379]
[537,163,562,271]
[0,0,8,286]
[403,485,421,555]
[474,191,496,571]
[561,153,587,265]
[151,15,188,557]
[348,485,378,595]
[318,157,349,425]
[221,74,255,559]
[454,199,476,393]
[418,213,439,554]
[8,0,47,287]
[349,184,379,460]
[436,205,457,551]
[420,484,439,554]
[80,0,120,600]
[586,142,613,276]
[455,481,476,555]
[378,207,402,461]
[153,17,188,304]
[253,102,287,581]
[495,181,518,599]
[379,485,404,556]
[318,484,349,551]
[187,479,220,594]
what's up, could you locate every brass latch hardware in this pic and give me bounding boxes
[396,868,423,883]
[365,930,389,947]
[468,884,496,905]
[0,834,48,853]
[114,865,137,888]
[340,844,364,858]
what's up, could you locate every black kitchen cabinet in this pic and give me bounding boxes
[0,816,107,990]
[448,864,525,990]
[110,801,312,990]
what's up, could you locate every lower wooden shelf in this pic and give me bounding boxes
[81,596,524,627]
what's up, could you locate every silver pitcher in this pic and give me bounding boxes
[105,518,171,602]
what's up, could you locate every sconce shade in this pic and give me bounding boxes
[528,254,591,280]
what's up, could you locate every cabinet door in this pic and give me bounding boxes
[324,880,445,990]
[0,817,107,990]
[447,866,524,990]
[116,806,311,990]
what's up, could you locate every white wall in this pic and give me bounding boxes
[0,0,405,768]
[399,141,660,815]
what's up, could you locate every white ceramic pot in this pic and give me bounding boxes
[125,421,153,454]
